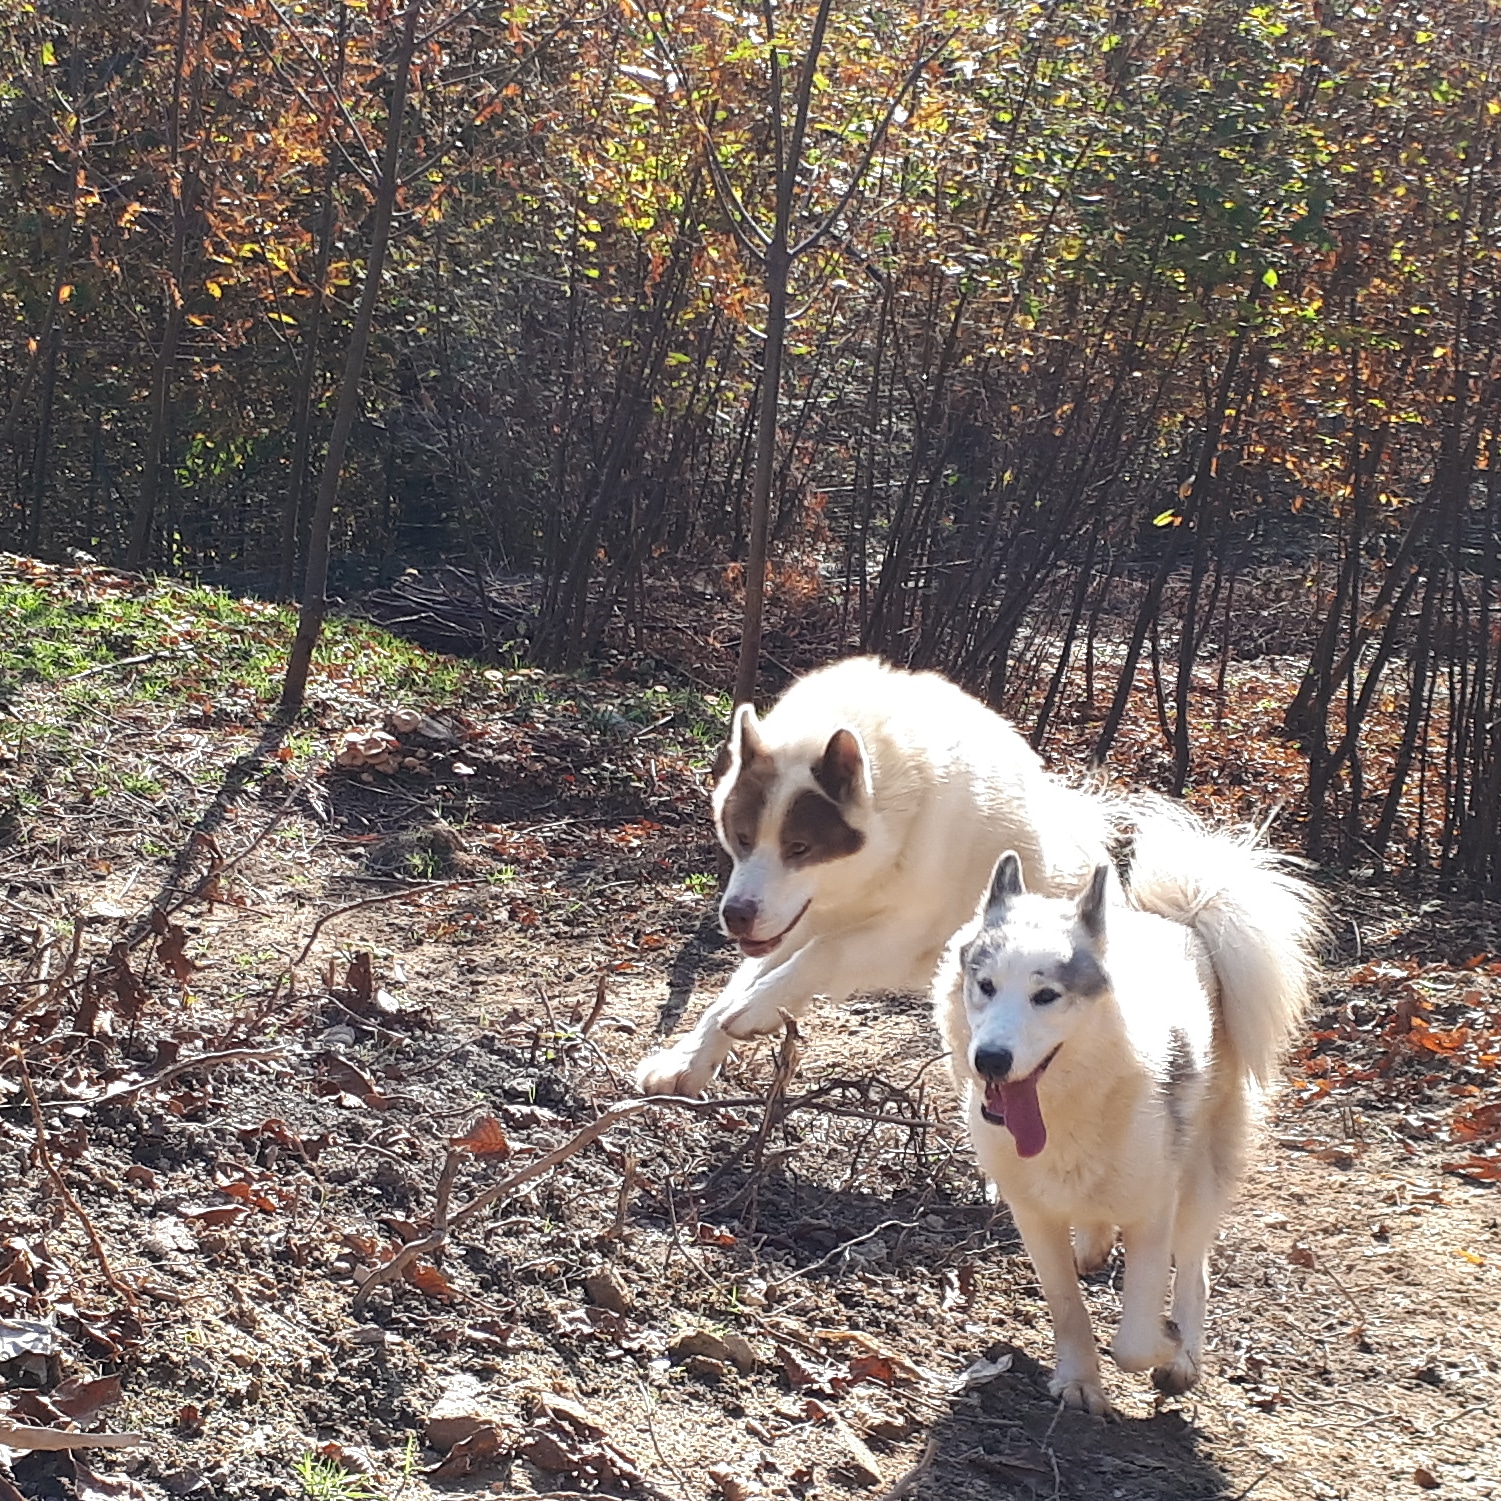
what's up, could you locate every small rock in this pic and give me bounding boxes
[719,1331,758,1374]
[709,1464,764,1501]
[685,1355,729,1381]
[583,1267,633,1316]
[863,1410,918,1442]
[349,1326,402,1348]
[426,1374,503,1451]
[669,1327,756,1374]
[534,1391,604,1437]
[830,1415,883,1487]
[141,1217,196,1260]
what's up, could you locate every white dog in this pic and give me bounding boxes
[935,806,1322,1415]
[635,656,1109,1098]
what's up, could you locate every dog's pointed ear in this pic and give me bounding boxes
[1076,863,1110,942]
[730,702,768,769]
[814,727,870,804]
[983,851,1025,923]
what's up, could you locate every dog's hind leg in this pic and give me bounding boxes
[1111,1217,1182,1375]
[1151,1157,1232,1395]
[1009,1201,1114,1418]
[1073,1222,1116,1275]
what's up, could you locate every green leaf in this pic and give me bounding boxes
[1261,268,1279,288]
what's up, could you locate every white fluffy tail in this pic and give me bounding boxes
[1120,800,1324,1086]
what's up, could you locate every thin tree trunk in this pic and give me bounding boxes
[1092,318,1251,766]
[280,0,423,713]
[734,0,836,706]
[278,4,347,599]
[24,323,61,553]
[126,0,196,569]
[734,234,789,706]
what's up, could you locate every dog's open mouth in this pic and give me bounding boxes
[979,1044,1062,1158]
[737,901,811,959]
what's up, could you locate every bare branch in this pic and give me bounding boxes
[793,28,952,260]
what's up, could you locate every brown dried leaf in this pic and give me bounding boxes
[107,942,148,1021]
[450,1115,511,1159]
[68,1459,146,1500]
[403,1259,457,1302]
[778,1344,817,1390]
[50,1375,123,1426]
[344,952,375,1005]
[518,1429,578,1473]
[150,910,196,984]
[315,1053,386,1108]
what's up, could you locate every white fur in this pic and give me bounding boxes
[936,802,1323,1416]
[634,657,1109,1097]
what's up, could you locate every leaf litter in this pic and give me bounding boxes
[0,559,1496,1499]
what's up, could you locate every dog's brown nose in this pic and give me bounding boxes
[721,896,759,939]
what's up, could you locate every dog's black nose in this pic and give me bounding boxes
[721,895,759,939]
[973,1045,1014,1080]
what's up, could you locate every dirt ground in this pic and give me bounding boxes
[1,594,1498,1501]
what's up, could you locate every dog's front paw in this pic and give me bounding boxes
[634,1045,716,1098]
[1048,1373,1117,1420]
[1150,1346,1201,1397]
[1111,1317,1181,1374]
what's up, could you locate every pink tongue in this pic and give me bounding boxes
[986,1075,1048,1158]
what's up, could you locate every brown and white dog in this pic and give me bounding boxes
[634,656,1110,1098]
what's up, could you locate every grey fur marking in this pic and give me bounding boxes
[963,930,1110,1003]
[1058,945,1110,998]
[1162,1026,1198,1141]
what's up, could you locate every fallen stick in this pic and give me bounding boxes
[290,880,491,970]
[353,1098,653,1313]
[0,1424,145,1451]
[17,1051,138,1310]
[874,1436,937,1501]
[97,1046,287,1103]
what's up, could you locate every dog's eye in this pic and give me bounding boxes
[1032,987,1061,1006]
[785,840,809,859]
[735,831,753,852]
[976,977,996,998]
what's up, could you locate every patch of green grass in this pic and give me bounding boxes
[402,847,444,880]
[684,871,717,896]
[0,569,483,713]
[293,1451,380,1501]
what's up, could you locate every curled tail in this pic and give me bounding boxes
[1121,799,1324,1087]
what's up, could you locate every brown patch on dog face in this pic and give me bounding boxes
[720,751,777,854]
[709,740,733,786]
[780,789,865,867]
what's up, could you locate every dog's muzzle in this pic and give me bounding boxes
[735,900,810,958]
